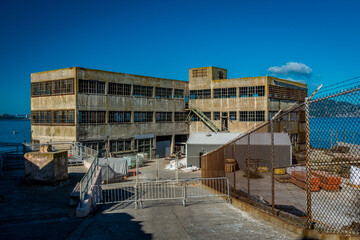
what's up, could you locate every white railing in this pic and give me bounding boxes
[93,177,230,208]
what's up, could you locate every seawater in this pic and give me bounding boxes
[310,117,360,149]
[0,120,31,143]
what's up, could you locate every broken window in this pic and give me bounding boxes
[31,81,52,97]
[31,111,52,124]
[110,139,132,152]
[52,79,74,95]
[133,85,153,97]
[174,112,187,122]
[155,87,173,99]
[239,111,265,122]
[204,112,211,119]
[156,112,173,122]
[239,86,265,97]
[174,89,184,98]
[213,88,236,98]
[108,83,131,96]
[109,111,131,123]
[192,69,207,77]
[137,138,153,153]
[79,111,106,124]
[189,89,211,99]
[213,112,220,120]
[229,111,237,120]
[78,79,106,94]
[52,110,75,125]
[134,112,153,122]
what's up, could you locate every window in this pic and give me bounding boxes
[255,111,265,121]
[133,85,153,97]
[134,112,153,122]
[213,88,236,98]
[191,114,201,121]
[229,111,236,121]
[156,112,172,122]
[78,79,105,94]
[213,112,220,120]
[238,86,265,97]
[174,89,184,98]
[79,111,106,124]
[155,87,173,99]
[52,79,74,95]
[52,110,75,125]
[239,111,265,122]
[31,81,52,97]
[190,89,211,99]
[110,139,132,152]
[192,69,207,77]
[137,138,153,153]
[290,112,298,121]
[239,111,247,121]
[31,111,52,124]
[269,85,307,101]
[108,83,131,96]
[204,112,211,119]
[109,111,131,123]
[174,112,187,122]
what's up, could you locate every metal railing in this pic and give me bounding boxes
[186,103,220,132]
[94,177,230,208]
[79,150,99,207]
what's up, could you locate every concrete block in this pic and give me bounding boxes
[24,150,68,184]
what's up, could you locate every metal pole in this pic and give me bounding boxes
[135,154,139,209]
[106,137,109,184]
[176,156,179,183]
[271,120,275,215]
[232,143,236,194]
[305,97,312,229]
[156,158,159,181]
[247,133,250,201]
[79,181,82,208]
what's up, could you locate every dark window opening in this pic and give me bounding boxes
[190,89,211,99]
[109,111,131,123]
[155,87,173,99]
[108,82,131,96]
[79,111,106,124]
[134,112,153,122]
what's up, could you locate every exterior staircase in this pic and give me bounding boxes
[185,103,220,133]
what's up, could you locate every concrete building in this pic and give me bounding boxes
[30,66,307,158]
[31,67,189,157]
[188,67,307,155]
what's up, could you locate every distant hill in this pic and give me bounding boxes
[310,99,360,117]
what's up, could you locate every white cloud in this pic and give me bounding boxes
[267,62,312,78]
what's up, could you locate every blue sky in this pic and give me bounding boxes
[1,0,360,114]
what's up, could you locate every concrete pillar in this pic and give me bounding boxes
[170,135,175,155]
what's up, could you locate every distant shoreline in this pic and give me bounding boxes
[0,119,30,121]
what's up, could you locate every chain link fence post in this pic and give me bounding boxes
[305,97,312,230]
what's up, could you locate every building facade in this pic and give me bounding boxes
[30,66,307,157]
[31,67,189,157]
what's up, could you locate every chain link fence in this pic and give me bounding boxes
[201,86,360,236]
[306,87,360,235]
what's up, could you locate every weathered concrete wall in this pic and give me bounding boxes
[31,68,77,143]
[76,68,189,143]
[24,150,68,184]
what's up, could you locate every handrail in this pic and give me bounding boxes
[79,152,100,207]
[188,103,221,132]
